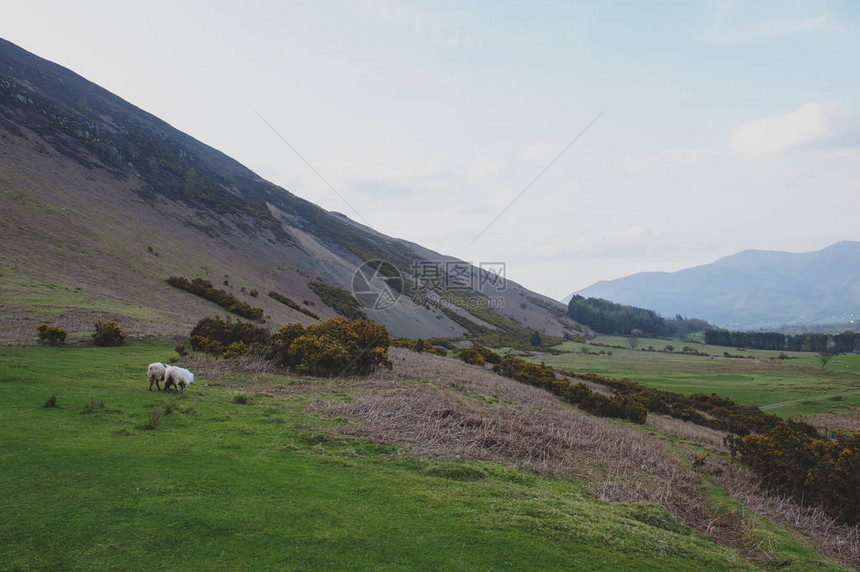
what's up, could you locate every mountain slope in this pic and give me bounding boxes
[0,38,573,343]
[571,242,860,329]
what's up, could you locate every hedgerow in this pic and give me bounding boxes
[457,344,501,366]
[268,290,320,319]
[489,355,647,424]
[167,276,264,321]
[391,338,447,356]
[561,370,785,436]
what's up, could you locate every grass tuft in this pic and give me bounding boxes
[81,396,105,414]
[143,400,173,430]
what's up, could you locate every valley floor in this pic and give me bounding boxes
[0,343,855,570]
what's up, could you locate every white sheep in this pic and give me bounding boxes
[163,365,195,394]
[147,362,167,391]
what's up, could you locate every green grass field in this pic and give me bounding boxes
[1,343,848,570]
[523,337,860,418]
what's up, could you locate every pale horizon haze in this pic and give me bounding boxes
[3,0,859,301]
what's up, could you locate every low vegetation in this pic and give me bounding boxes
[457,343,501,366]
[561,370,787,436]
[489,354,648,424]
[391,337,448,356]
[267,290,320,319]
[462,344,859,528]
[36,323,66,345]
[269,318,391,376]
[531,336,860,419]
[167,276,264,321]
[727,423,860,525]
[307,280,367,320]
[189,315,271,357]
[91,320,126,347]
[188,316,392,378]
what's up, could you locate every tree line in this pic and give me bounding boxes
[567,295,710,337]
[704,329,858,353]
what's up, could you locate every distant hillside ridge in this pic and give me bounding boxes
[569,241,860,330]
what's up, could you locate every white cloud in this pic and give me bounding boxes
[729,103,836,163]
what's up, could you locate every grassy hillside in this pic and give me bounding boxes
[0,343,853,570]
[0,37,578,345]
[525,337,860,419]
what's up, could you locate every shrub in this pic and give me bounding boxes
[560,370,784,436]
[391,337,448,357]
[268,318,391,377]
[92,321,126,347]
[728,422,860,525]
[268,290,320,319]
[167,276,264,321]
[459,344,501,366]
[492,355,647,424]
[189,316,270,357]
[458,346,485,366]
[223,341,250,359]
[36,323,67,345]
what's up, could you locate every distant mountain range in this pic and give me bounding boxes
[567,242,860,330]
[0,38,573,342]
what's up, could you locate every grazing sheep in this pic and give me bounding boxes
[147,362,167,391]
[163,365,194,394]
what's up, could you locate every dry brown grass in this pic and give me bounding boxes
[698,454,860,568]
[796,408,860,433]
[186,346,855,565]
[311,348,711,532]
[178,353,283,387]
[647,413,730,452]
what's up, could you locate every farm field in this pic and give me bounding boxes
[0,342,849,571]
[523,337,860,419]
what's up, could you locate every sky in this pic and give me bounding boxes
[3,0,859,300]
